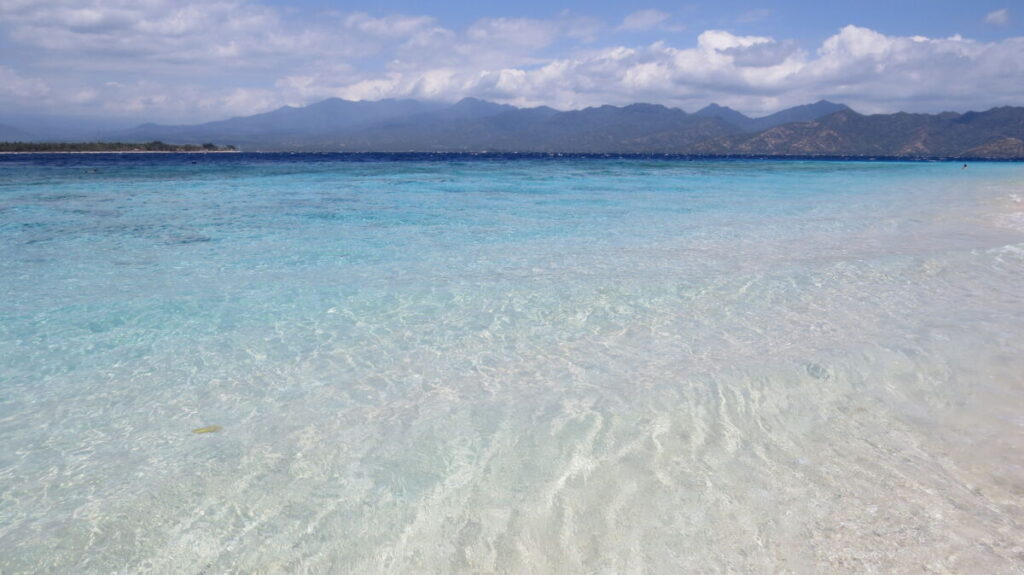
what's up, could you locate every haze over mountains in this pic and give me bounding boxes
[0,123,32,142]
[3,98,1023,158]
[103,98,852,153]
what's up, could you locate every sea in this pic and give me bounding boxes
[1,154,1022,574]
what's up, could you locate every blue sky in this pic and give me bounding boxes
[281,1,1017,43]
[1,1,1021,124]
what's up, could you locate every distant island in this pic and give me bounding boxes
[3,99,1023,158]
[100,98,1024,159]
[0,141,237,153]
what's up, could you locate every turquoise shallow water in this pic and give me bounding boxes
[1,155,1023,573]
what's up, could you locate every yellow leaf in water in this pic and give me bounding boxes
[191,425,223,434]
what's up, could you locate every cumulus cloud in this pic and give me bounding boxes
[1,1,288,63]
[0,1,1022,121]
[347,26,1024,115]
[724,40,800,67]
[985,9,1009,26]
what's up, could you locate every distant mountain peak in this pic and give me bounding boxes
[436,97,515,120]
[450,97,511,109]
[94,97,1024,158]
[689,105,1024,158]
[622,103,673,112]
[785,100,850,114]
[697,103,738,113]
[828,108,860,120]
[694,104,752,129]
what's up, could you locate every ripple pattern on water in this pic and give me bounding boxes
[1,155,1022,573]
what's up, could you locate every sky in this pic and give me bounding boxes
[1,0,1022,125]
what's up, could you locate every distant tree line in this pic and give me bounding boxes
[0,141,238,152]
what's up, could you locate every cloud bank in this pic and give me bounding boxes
[1,1,1022,121]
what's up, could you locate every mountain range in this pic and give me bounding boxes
[689,107,1024,158]
[3,98,1023,158]
[105,98,852,153]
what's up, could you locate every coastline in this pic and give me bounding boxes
[0,150,241,155]
[3,150,1021,160]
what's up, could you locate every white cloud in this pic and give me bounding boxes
[0,66,50,100]
[344,13,437,37]
[78,81,280,121]
[0,0,336,68]
[985,9,1009,26]
[698,30,773,52]
[725,40,800,67]
[0,3,1022,121]
[329,26,1023,115]
[619,10,672,32]
[465,17,560,53]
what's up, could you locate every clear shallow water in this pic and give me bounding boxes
[1,154,1022,574]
